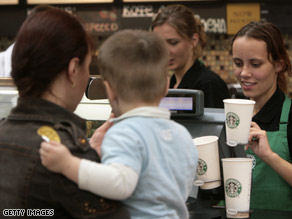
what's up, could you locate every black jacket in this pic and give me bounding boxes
[170,59,230,108]
[0,97,129,219]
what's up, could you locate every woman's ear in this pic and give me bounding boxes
[67,57,80,86]
[191,33,199,48]
[275,59,284,73]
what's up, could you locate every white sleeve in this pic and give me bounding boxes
[78,159,138,200]
[0,43,13,77]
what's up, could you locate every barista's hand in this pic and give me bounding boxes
[245,122,274,162]
[40,141,73,174]
[90,113,114,157]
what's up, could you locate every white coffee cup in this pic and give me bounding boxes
[222,158,253,218]
[223,99,255,146]
[193,136,221,190]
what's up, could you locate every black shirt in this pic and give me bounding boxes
[170,59,230,108]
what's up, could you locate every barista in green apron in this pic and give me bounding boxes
[246,95,292,211]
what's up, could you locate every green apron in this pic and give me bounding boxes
[246,95,292,211]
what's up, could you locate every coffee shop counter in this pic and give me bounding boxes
[187,198,292,219]
[1,88,292,218]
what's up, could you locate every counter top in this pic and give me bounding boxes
[188,198,292,219]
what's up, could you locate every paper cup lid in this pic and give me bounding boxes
[223,99,255,105]
[221,158,253,162]
[193,136,218,146]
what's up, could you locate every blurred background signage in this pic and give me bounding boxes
[76,7,119,36]
[0,0,18,4]
[122,0,217,2]
[121,4,226,34]
[226,3,260,35]
[27,0,113,4]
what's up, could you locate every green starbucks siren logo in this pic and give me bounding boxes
[225,178,242,198]
[247,154,256,169]
[226,112,240,129]
[197,158,207,176]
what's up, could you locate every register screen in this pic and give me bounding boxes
[159,97,193,111]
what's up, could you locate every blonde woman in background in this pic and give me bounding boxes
[151,4,230,108]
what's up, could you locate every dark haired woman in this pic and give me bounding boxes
[0,6,129,218]
[232,21,292,211]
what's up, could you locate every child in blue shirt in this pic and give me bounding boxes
[40,29,198,219]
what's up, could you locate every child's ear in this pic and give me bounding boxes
[103,80,116,102]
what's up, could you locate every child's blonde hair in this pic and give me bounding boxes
[97,29,169,103]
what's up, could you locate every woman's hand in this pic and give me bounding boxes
[245,122,274,162]
[245,122,292,186]
[90,113,114,157]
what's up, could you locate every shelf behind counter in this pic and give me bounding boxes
[0,87,111,121]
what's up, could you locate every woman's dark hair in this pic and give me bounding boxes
[151,4,206,59]
[231,21,292,94]
[12,6,94,97]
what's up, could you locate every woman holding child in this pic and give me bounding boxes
[0,6,129,218]
[40,29,198,218]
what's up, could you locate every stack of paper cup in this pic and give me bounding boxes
[222,158,253,218]
[223,99,255,146]
[193,136,221,190]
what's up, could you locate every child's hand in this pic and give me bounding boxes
[90,113,114,157]
[39,141,73,174]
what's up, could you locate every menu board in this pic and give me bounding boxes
[120,4,226,34]
[123,0,220,2]
[27,0,113,4]
[123,0,192,2]
[261,3,292,34]
[75,5,119,36]
[0,7,26,36]
[226,3,260,35]
[0,0,18,4]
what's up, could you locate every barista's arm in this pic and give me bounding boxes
[245,122,292,187]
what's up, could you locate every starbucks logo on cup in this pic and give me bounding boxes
[247,154,256,169]
[225,178,242,198]
[226,112,240,129]
[197,158,207,175]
